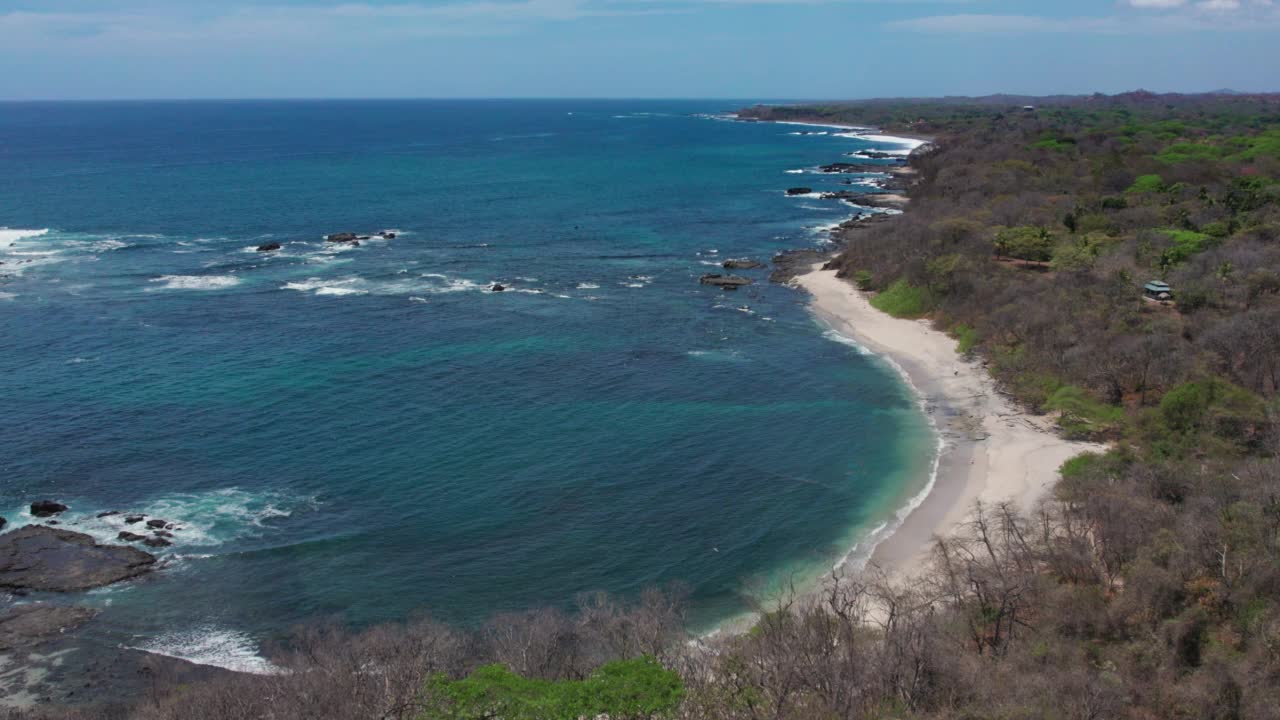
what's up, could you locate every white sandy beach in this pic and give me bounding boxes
[795,264,1105,581]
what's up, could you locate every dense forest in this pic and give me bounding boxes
[13,93,1280,719]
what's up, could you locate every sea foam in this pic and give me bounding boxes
[151,275,240,290]
[132,627,279,675]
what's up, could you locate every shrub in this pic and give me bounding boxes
[1158,229,1216,268]
[869,279,935,318]
[951,323,979,354]
[1044,385,1127,440]
[423,657,683,720]
[994,226,1055,261]
[1126,174,1165,194]
[1159,379,1266,437]
[1157,142,1224,164]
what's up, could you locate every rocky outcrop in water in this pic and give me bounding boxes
[785,187,813,196]
[819,191,908,209]
[117,531,147,543]
[699,274,754,290]
[819,162,885,174]
[30,501,68,518]
[491,284,506,292]
[770,249,834,284]
[256,242,282,252]
[722,259,764,270]
[0,526,156,593]
[845,150,905,161]
[327,231,397,243]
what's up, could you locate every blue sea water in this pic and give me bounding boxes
[0,100,933,667]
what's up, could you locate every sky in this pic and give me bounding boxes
[0,0,1277,100]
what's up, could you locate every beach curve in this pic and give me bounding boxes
[795,263,1106,582]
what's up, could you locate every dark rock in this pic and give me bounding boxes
[819,191,907,208]
[142,538,171,549]
[785,187,813,196]
[31,501,69,518]
[124,515,145,525]
[45,520,60,526]
[0,526,156,592]
[117,531,147,543]
[699,274,754,290]
[380,231,397,239]
[256,242,282,252]
[770,249,835,284]
[352,241,361,247]
[96,511,121,519]
[325,232,358,243]
[819,162,879,174]
[0,604,100,651]
[491,284,506,292]
[145,519,168,529]
[722,259,765,270]
[845,150,901,160]
[152,530,173,538]
[0,518,5,531]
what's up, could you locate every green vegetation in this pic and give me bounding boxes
[1158,228,1217,268]
[1157,142,1224,164]
[950,323,978,354]
[1126,173,1165,193]
[1043,385,1127,439]
[869,278,934,317]
[993,225,1055,261]
[422,658,682,720]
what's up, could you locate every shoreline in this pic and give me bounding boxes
[795,264,1106,583]
[738,116,936,145]
[736,115,934,147]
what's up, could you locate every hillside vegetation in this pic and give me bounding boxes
[16,92,1280,720]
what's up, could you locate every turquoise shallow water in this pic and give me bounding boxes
[0,100,933,666]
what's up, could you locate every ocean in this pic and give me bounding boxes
[0,100,934,669]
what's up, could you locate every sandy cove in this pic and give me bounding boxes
[794,264,1106,581]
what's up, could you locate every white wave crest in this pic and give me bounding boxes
[821,328,873,355]
[151,275,240,290]
[0,228,49,244]
[132,627,278,675]
[316,286,368,297]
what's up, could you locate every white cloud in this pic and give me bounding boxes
[885,13,1148,33]
[888,0,1280,33]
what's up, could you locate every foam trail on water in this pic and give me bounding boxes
[151,275,240,290]
[131,627,279,675]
